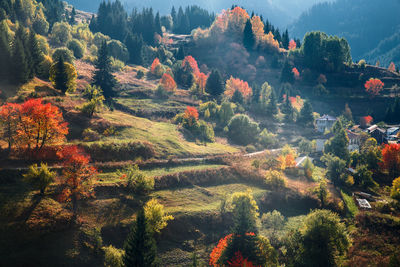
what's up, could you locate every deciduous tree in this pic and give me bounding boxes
[381,144,400,179]
[160,73,177,92]
[225,76,252,100]
[23,163,56,195]
[365,78,384,97]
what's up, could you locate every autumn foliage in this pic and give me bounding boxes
[388,62,396,72]
[160,73,177,92]
[57,145,97,215]
[288,39,297,50]
[292,68,300,79]
[365,78,384,97]
[183,106,199,127]
[225,76,252,100]
[150,58,161,74]
[380,144,400,179]
[0,99,68,153]
[360,116,373,128]
[182,55,200,77]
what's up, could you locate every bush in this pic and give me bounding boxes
[261,210,285,230]
[259,129,278,149]
[144,199,174,234]
[50,22,71,45]
[83,142,156,162]
[107,40,129,62]
[103,245,124,267]
[23,163,56,195]
[197,120,215,142]
[52,48,74,64]
[227,114,260,146]
[358,59,366,69]
[298,138,314,155]
[155,85,170,99]
[110,57,125,72]
[82,128,101,142]
[67,39,85,59]
[391,177,400,200]
[37,55,53,79]
[136,70,144,79]
[120,165,154,195]
[265,170,286,190]
[246,145,257,153]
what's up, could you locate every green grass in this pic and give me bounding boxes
[312,166,326,182]
[152,183,267,214]
[94,110,238,157]
[116,98,186,114]
[341,190,359,218]
[260,214,307,239]
[97,164,226,184]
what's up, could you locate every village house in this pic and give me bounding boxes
[316,115,337,133]
[346,130,361,152]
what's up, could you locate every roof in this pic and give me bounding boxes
[367,125,378,132]
[346,130,360,140]
[387,127,399,134]
[295,156,313,168]
[356,198,371,209]
[371,127,386,134]
[316,114,337,121]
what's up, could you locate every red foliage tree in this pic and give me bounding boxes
[225,76,252,100]
[292,68,300,80]
[183,106,199,127]
[288,39,296,50]
[228,251,255,267]
[160,73,177,92]
[150,58,161,74]
[381,144,400,179]
[388,62,396,72]
[0,99,68,154]
[57,145,97,218]
[209,234,233,266]
[360,116,373,128]
[195,72,208,93]
[365,78,384,97]
[182,55,200,78]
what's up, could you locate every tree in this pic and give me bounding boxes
[119,165,154,195]
[93,41,117,100]
[325,121,350,161]
[322,154,347,186]
[298,100,314,126]
[365,78,384,97]
[288,39,296,50]
[57,146,97,218]
[388,62,396,72]
[49,56,77,94]
[391,177,400,200]
[0,103,20,152]
[313,180,329,207]
[28,30,44,76]
[11,36,29,85]
[266,88,278,116]
[0,23,10,80]
[160,73,177,92]
[301,210,349,267]
[23,163,56,195]
[265,170,286,190]
[225,76,252,101]
[227,114,260,145]
[125,33,143,65]
[343,103,353,122]
[354,164,377,188]
[261,210,285,231]
[124,208,158,267]
[280,61,294,84]
[144,198,174,234]
[81,85,105,117]
[381,144,400,179]
[206,69,224,97]
[243,19,255,50]
[218,102,234,126]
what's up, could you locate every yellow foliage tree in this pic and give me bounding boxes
[144,199,174,234]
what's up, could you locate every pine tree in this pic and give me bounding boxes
[54,56,69,94]
[171,6,177,25]
[11,37,29,85]
[69,7,76,25]
[28,30,43,76]
[232,90,244,105]
[93,41,117,100]
[176,45,185,60]
[282,29,289,49]
[124,208,158,267]
[280,61,294,84]
[243,19,255,51]
[0,27,10,79]
[205,69,224,97]
[125,33,143,65]
[155,12,162,35]
[298,100,314,126]
[266,88,278,116]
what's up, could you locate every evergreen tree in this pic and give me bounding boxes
[232,90,244,105]
[298,100,314,126]
[205,69,224,97]
[282,29,289,49]
[125,33,143,65]
[0,27,10,79]
[176,45,185,60]
[280,61,294,84]
[93,41,117,100]
[124,208,158,267]
[266,88,278,116]
[69,7,76,25]
[28,30,43,76]
[171,6,177,25]
[325,120,350,161]
[243,19,255,51]
[53,56,69,94]
[11,37,29,85]
[155,12,162,35]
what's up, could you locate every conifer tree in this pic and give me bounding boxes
[282,29,290,49]
[93,41,117,100]
[28,30,43,76]
[0,27,10,79]
[11,37,29,85]
[280,61,294,84]
[243,19,255,51]
[176,45,185,60]
[69,7,76,25]
[125,33,143,65]
[124,208,158,267]
[298,100,314,126]
[155,12,162,35]
[53,56,69,94]
[266,88,278,116]
[206,69,224,97]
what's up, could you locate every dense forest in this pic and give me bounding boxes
[1,0,400,266]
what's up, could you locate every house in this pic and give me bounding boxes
[370,127,386,144]
[386,127,399,142]
[316,115,337,133]
[346,130,360,152]
[315,132,334,152]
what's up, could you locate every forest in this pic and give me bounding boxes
[1,0,400,266]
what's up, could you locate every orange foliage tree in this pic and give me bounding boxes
[292,68,300,80]
[160,73,177,92]
[388,62,396,72]
[227,6,250,36]
[57,145,97,218]
[288,39,297,50]
[0,99,68,153]
[228,251,255,267]
[183,106,199,127]
[209,234,233,266]
[381,144,400,179]
[251,16,264,43]
[360,116,373,128]
[182,55,200,77]
[289,95,304,112]
[365,78,384,97]
[225,76,252,100]
[150,58,161,74]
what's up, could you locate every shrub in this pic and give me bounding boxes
[110,57,125,72]
[303,158,315,180]
[259,129,277,149]
[23,163,56,195]
[358,59,366,69]
[227,114,260,146]
[136,70,144,79]
[246,145,257,153]
[119,165,154,195]
[264,170,286,190]
[103,245,124,267]
[391,177,400,200]
[197,120,215,142]
[93,32,110,48]
[144,199,174,234]
[50,22,71,45]
[261,210,285,230]
[82,128,101,142]
[52,47,74,64]
[155,85,170,99]
[107,40,129,62]
[37,55,53,79]
[83,142,156,162]
[67,39,85,59]
[32,17,49,35]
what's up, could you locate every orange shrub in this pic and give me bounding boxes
[160,73,177,92]
[225,76,252,100]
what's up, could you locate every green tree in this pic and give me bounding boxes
[0,24,10,79]
[354,164,377,188]
[325,121,350,161]
[301,210,350,267]
[227,114,260,145]
[280,60,294,84]
[124,33,143,65]
[313,180,329,207]
[11,36,29,85]
[266,88,278,116]
[124,208,158,267]
[93,41,117,100]
[23,163,56,195]
[205,69,224,97]
[298,100,314,126]
[322,154,347,186]
[28,30,44,76]
[218,101,234,126]
[144,198,174,234]
[243,19,255,50]
[81,85,105,117]
[52,56,68,94]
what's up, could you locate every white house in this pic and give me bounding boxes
[346,130,361,152]
[316,115,337,133]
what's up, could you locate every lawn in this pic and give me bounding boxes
[95,110,238,157]
[116,98,186,117]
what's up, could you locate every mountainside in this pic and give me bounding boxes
[290,0,400,64]
[66,0,327,28]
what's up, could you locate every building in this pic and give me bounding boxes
[386,127,399,142]
[370,127,386,144]
[316,115,337,133]
[346,130,361,152]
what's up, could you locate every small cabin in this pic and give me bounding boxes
[316,115,337,133]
